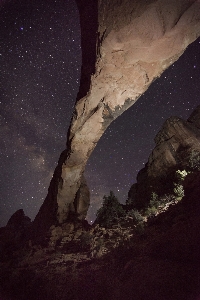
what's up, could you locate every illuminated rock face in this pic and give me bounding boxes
[128,105,200,209]
[148,107,200,178]
[34,0,200,229]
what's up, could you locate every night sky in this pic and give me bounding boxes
[0,0,200,227]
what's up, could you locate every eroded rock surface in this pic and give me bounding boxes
[34,0,200,230]
[33,151,90,233]
[128,105,200,208]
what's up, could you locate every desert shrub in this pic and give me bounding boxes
[172,169,187,200]
[188,150,200,170]
[126,209,144,223]
[175,169,188,181]
[125,197,133,206]
[149,192,159,208]
[173,183,184,198]
[145,205,158,217]
[159,193,176,205]
[95,191,125,228]
[144,192,159,216]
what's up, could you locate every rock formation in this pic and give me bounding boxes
[128,105,200,208]
[2,107,200,300]
[6,209,31,230]
[0,209,31,263]
[34,0,200,231]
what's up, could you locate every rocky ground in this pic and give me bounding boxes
[1,171,200,300]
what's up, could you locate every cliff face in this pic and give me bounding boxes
[34,0,200,230]
[128,105,200,208]
[149,109,200,176]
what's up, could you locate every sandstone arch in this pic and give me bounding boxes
[33,0,200,231]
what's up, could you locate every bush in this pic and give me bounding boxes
[173,183,184,198]
[175,170,188,181]
[189,150,200,170]
[149,192,159,208]
[95,191,125,228]
[145,205,158,217]
[172,169,187,200]
[159,193,176,204]
[126,209,145,223]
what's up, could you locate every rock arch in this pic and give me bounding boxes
[33,0,200,231]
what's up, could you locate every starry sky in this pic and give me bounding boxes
[0,0,200,227]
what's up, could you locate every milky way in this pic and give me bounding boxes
[0,0,200,226]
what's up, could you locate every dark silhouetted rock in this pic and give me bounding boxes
[6,209,31,230]
[0,210,31,264]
